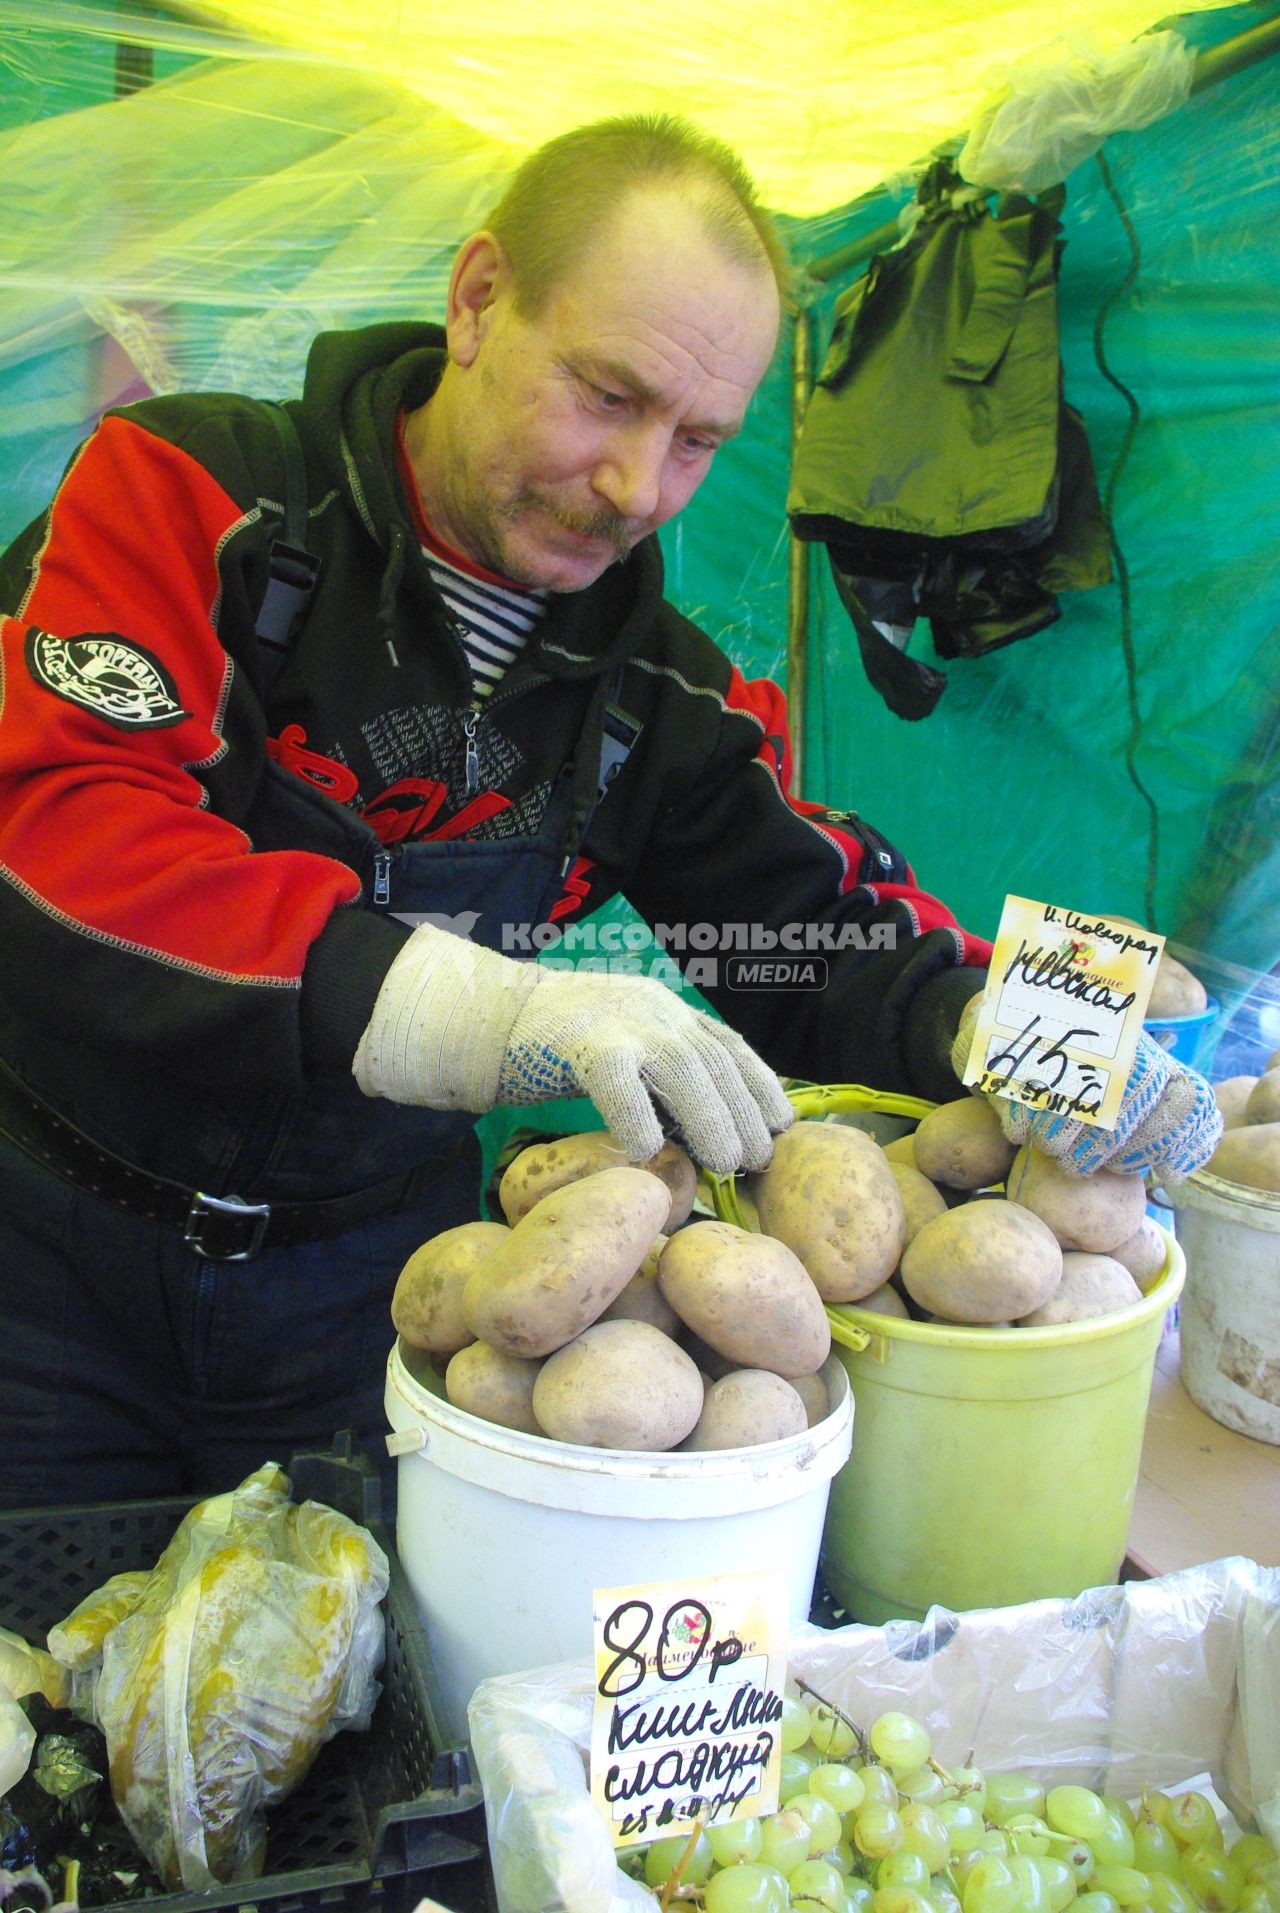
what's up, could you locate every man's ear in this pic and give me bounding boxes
[446,231,510,367]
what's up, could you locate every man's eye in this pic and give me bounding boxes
[590,384,629,410]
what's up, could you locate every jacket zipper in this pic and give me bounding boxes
[371,677,555,907]
[462,708,480,796]
[372,848,396,906]
[370,702,480,906]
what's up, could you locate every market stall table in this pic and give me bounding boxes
[1127,1321,1280,1575]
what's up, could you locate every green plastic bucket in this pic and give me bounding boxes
[704,1084,1188,1626]
[820,1236,1185,1624]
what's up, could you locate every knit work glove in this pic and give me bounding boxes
[353,924,793,1174]
[952,1016,1222,1184]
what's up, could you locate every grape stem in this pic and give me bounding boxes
[792,1677,868,1759]
[658,1817,707,1911]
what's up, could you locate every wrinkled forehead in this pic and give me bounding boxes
[569,183,777,306]
[543,190,780,390]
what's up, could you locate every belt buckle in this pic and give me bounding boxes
[185,1191,272,1262]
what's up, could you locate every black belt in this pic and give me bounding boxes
[0,1062,466,1262]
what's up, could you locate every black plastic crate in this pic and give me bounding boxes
[0,1442,492,1913]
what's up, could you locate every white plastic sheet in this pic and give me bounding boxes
[0,1688,35,1801]
[959,28,1196,191]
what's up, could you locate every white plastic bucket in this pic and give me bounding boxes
[384,1340,853,1742]
[1169,1167,1280,1444]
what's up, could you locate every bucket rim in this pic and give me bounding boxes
[386,1341,853,1480]
[1167,1166,1280,1228]
[1143,996,1220,1030]
[828,1225,1185,1352]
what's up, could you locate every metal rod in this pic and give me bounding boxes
[1189,10,1280,94]
[787,304,814,796]
[805,216,902,289]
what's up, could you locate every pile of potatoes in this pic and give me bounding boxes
[747,1100,1163,1331]
[391,1131,834,1456]
[391,1092,1174,1457]
[1208,1049,1280,1193]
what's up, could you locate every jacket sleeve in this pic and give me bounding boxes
[0,411,404,1096]
[622,663,993,1098]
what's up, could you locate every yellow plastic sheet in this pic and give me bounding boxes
[176,0,1241,212]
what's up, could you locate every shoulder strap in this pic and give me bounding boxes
[256,400,321,679]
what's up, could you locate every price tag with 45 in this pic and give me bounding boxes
[961,896,1165,1130]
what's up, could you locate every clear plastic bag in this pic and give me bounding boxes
[468,1556,1280,1913]
[47,1463,390,1890]
[0,1627,69,1800]
[958,29,1196,193]
[0,1688,35,1801]
[0,1627,66,1710]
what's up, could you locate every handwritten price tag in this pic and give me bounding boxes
[962,896,1165,1130]
[589,1570,788,1849]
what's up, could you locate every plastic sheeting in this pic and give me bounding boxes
[958,28,1196,191]
[0,0,1276,1087]
[798,4,1280,1027]
[9,0,1237,217]
[467,1556,1280,1912]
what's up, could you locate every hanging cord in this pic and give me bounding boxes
[1092,146,1162,930]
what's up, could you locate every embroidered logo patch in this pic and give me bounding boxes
[25,630,189,730]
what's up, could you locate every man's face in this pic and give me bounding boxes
[426,188,781,592]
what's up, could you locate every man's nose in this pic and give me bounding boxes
[591,427,667,524]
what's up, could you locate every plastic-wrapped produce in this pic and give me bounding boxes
[48,1463,389,1891]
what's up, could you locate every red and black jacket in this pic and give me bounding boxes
[0,322,990,1190]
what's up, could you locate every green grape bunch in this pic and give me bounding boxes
[621,1695,1279,1913]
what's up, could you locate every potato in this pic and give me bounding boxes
[890,1162,949,1243]
[911,1096,1016,1191]
[597,1235,678,1334]
[749,1120,906,1302]
[531,1320,703,1449]
[444,1342,543,1434]
[1146,952,1208,1019]
[900,1201,1063,1324]
[463,1166,670,1358]
[1108,1214,1169,1292]
[882,1134,919,1164]
[498,1130,625,1223]
[791,1370,830,1427]
[681,1370,808,1451]
[391,1221,510,1355]
[854,1281,911,1319]
[658,1221,831,1378]
[498,1131,696,1227]
[1244,1069,1280,1127]
[1214,1076,1259,1129]
[1016,1252,1142,1326]
[1108,917,1208,1020]
[1206,1123,1280,1192]
[1007,1145,1148,1252]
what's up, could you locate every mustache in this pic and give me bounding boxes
[509,492,639,560]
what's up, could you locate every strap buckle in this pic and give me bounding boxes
[184,1192,272,1262]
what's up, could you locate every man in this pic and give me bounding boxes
[0,115,1216,1509]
